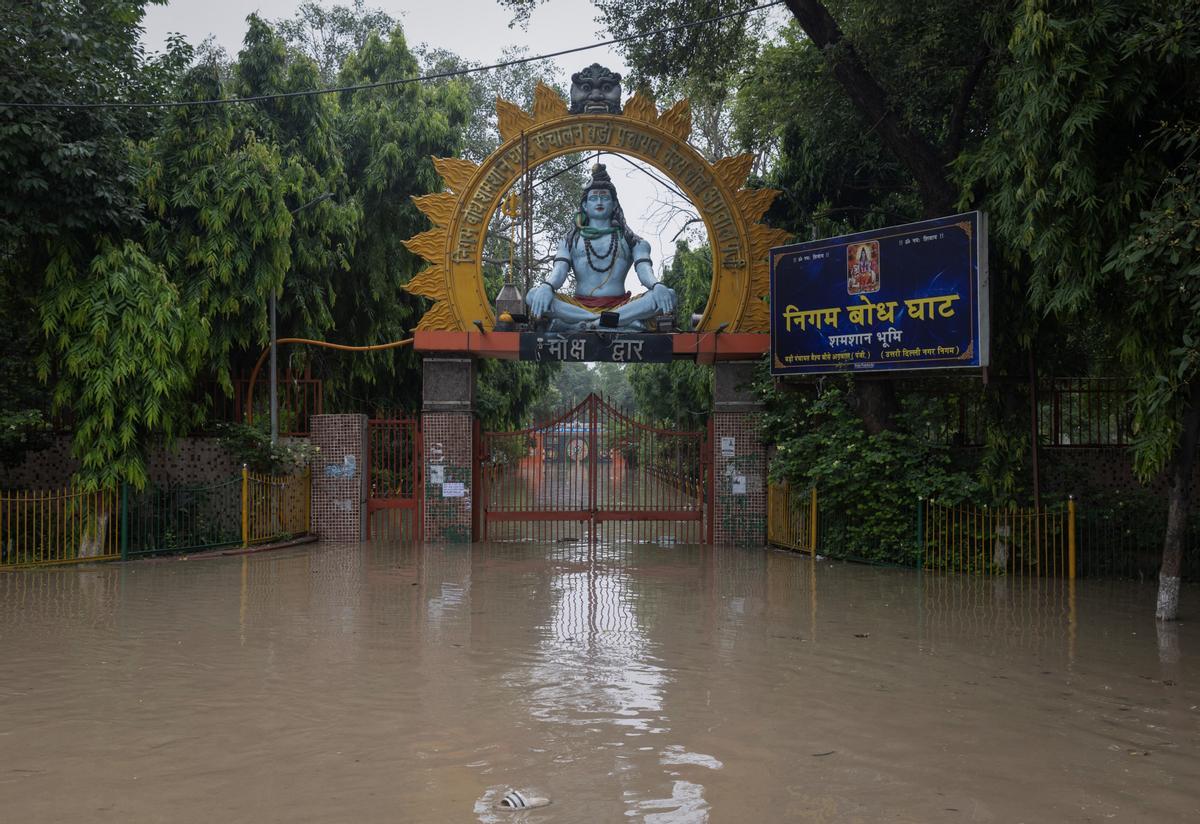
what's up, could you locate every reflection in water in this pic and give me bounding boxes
[1,542,1197,823]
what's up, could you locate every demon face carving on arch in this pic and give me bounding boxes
[569,64,622,115]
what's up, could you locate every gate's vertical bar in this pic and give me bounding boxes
[1068,495,1076,580]
[303,467,311,538]
[916,497,925,570]
[241,464,249,547]
[120,482,128,560]
[415,419,423,543]
[630,408,637,542]
[809,487,818,555]
[473,416,482,542]
[365,422,374,540]
[706,416,715,545]
[588,394,597,543]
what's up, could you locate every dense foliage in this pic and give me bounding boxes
[0,2,516,486]
[764,378,978,564]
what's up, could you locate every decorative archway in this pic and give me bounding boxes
[401,83,791,332]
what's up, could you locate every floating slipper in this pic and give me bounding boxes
[498,789,551,810]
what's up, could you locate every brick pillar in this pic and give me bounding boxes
[422,356,476,542]
[310,414,368,541]
[711,361,766,546]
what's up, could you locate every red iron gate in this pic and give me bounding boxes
[367,418,422,540]
[478,394,710,543]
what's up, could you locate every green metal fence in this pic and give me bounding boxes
[124,477,244,558]
[1076,505,1200,581]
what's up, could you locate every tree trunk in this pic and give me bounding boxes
[854,379,896,435]
[1157,379,1200,621]
[782,0,957,213]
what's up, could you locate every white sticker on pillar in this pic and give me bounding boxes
[731,475,747,495]
[721,436,736,457]
[428,464,445,485]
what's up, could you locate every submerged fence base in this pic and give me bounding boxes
[0,487,119,567]
[767,484,1080,579]
[2,468,311,570]
[920,498,1076,579]
[766,482,817,554]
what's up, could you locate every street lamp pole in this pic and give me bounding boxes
[274,192,334,444]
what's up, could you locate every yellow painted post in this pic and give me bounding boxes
[241,464,249,548]
[304,468,312,535]
[1068,495,1076,580]
[808,487,818,555]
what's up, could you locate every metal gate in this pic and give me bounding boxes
[478,394,710,543]
[367,418,422,540]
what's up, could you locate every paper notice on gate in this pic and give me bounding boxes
[442,482,465,498]
[428,464,445,484]
[721,437,736,457]
[731,475,747,495]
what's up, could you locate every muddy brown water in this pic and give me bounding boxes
[1,541,1197,822]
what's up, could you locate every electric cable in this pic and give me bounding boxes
[3,2,785,109]
[620,155,692,204]
[245,336,413,424]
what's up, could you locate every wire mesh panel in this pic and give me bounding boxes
[481,394,706,543]
[367,419,421,541]
[1075,505,1199,580]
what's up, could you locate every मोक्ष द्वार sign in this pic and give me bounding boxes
[769,212,989,376]
[519,332,673,363]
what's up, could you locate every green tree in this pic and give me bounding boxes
[37,57,300,488]
[275,0,397,84]
[0,0,186,469]
[0,0,176,256]
[233,15,361,382]
[595,363,635,410]
[38,239,195,489]
[962,0,1200,618]
[329,27,471,412]
[140,64,295,393]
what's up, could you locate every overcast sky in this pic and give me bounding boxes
[141,0,703,291]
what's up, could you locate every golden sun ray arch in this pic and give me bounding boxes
[401,82,792,333]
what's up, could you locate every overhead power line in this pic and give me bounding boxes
[4,2,785,110]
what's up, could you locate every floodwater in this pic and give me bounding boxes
[1,541,1198,823]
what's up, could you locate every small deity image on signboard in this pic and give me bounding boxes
[846,240,881,295]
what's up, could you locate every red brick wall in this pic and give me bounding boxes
[311,414,367,541]
[712,411,766,546]
[422,412,474,542]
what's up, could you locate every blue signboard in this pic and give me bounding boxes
[769,212,989,376]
